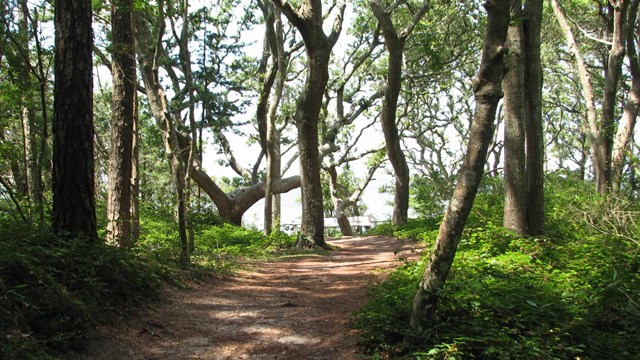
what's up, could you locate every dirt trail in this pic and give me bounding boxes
[67,236,418,360]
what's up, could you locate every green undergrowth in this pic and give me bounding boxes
[0,230,169,359]
[353,177,640,359]
[133,220,299,270]
[0,210,298,359]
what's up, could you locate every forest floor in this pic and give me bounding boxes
[66,235,420,360]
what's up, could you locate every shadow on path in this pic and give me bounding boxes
[66,235,419,360]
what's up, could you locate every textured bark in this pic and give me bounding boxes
[370,0,429,226]
[410,0,509,328]
[523,0,545,235]
[612,0,640,192]
[106,0,136,247]
[53,0,97,238]
[502,0,528,234]
[273,0,345,248]
[598,0,629,193]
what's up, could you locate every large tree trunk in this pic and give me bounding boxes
[410,0,510,328]
[370,0,429,227]
[53,0,97,239]
[106,0,136,247]
[612,0,640,192]
[523,0,545,235]
[273,0,345,248]
[502,0,528,234]
[297,50,329,246]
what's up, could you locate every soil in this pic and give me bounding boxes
[66,235,419,360]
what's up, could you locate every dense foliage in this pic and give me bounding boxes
[354,175,640,359]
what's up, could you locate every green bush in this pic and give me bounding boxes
[353,177,640,359]
[196,223,297,256]
[368,217,441,242]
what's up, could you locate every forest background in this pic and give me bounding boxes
[1,0,639,358]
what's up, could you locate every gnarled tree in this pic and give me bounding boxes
[370,0,429,226]
[272,0,346,248]
[410,0,510,328]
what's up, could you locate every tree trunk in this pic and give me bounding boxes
[53,0,97,239]
[131,90,140,242]
[551,0,603,193]
[336,210,354,236]
[136,13,301,227]
[259,2,285,235]
[18,0,42,228]
[327,166,354,236]
[135,0,188,264]
[598,0,629,193]
[502,0,528,234]
[410,0,510,328]
[612,0,640,192]
[106,0,136,247]
[523,0,545,235]
[370,0,429,226]
[273,0,345,248]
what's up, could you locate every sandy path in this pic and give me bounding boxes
[67,236,417,360]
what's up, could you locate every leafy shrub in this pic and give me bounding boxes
[353,177,640,359]
[197,223,296,256]
[368,218,441,242]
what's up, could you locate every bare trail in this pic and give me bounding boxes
[67,236,418,360]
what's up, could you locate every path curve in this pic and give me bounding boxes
[67,236,418,360]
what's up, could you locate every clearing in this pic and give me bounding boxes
[67,235,418,360]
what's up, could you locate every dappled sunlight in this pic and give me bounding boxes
[68,236,420,359]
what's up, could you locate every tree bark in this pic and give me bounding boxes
[53,0,97,239]
[523,0,545,235]
[502,0,528,234]
[598,0,629,193]
[136,0,188,264]
[106,0,136,247]
[612,0,640,192]
[410,0,509,328]
[370,0,429,226]
[272,0,345,248]
[259,2,286,235]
